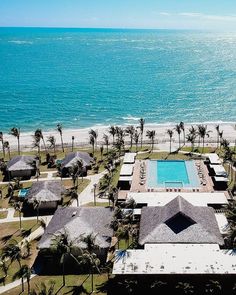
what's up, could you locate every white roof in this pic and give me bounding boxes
[215,213,229,234]
[112,243,236,275]
[119,176,133,182]
[127,192,228,207]
[210,164,227,176]
[120,164,133,176]
[213,176,229,182]
[206,153,221,164]
[123,153,136,164]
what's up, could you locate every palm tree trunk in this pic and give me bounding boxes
[183,130,185,145]
[91,271,94,293]
[8,148,11,160]
[170,139,172,154]
[19,212,22,229]
[60,135,64,153]
[62,259,65,286]
[202,137,205,154]
[27,278,30,294]
[42,138,47,153]
[141,133,143,148]
[17,137,20,155]
[178,134,181,149]
[1,140,5,158]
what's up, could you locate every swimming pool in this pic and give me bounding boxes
[147,160,200,188]
[18,188,29,198]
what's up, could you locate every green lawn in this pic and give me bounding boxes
[0,211,8,219]
[84,202,110,207]
[0,220,39,250]
[0,240,39,286]
[137,151,191,160]
[2,273,110,295]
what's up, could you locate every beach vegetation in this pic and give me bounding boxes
[146,130,156,152]
[9,127,20,155]
[56,124,64,153]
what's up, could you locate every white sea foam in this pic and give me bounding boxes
[122,116,140,121]
[8,40,33,45]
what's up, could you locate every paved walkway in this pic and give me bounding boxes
[71,171,107,207]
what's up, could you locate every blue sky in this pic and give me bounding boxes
[0,0,236,30]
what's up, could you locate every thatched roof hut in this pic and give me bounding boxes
[61,152,93,169]
[26,180,66,203]
[139,196,224,246]
[38,207,113,250]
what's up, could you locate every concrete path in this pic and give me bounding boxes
[0,275,37,294]
[71,171,107,207]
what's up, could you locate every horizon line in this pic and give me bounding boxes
[0,26,214,31]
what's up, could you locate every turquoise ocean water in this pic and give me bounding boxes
[0,27,236,132]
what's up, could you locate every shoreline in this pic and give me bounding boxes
[1,121,236,152]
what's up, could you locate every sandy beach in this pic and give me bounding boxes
[1,122,236,152]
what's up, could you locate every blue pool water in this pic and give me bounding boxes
[148,160,200,188]
[18,188,29,198]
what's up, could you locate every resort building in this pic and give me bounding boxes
[22,180,66,215]
[6,155,38,179]
[37,207,114,273]
[60,151,93,177]
[117,153,136,190]
[112,196,236,277]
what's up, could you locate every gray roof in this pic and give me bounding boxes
[7,156,37,171]
[139,196,224,246]
[61,152,93,169]
[38,207,113,249]
[26,181,65,203]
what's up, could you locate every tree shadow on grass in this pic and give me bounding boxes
[64,285,89,295]
[0,233,13,245]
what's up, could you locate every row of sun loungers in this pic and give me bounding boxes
[196,161,207,186]
[139,162,146,185]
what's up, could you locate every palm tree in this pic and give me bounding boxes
[139,118,145,148]
[89,135,95,156]
[198,125,211,153]
[167,129,173,154]
[32,135,41,156]
[133,130,139,152]
[35,129,47,153]
[3,141,11,160]
[205,280,221,294]
[215,124,220,149]
[71,136,75,152]
[69,159,83,189]
[146,130,156,152]
[13,264,31,293]
[125,126,135,148]
[0,132,5,159]
[14,201,22,229]
[80,234,100,293]
[108,126,116,145]
[89,129,98,150]
[103,134,109,154]
[57,123,64,152]
[47,135,56,154]
[33,199,41,223]
[0,258,8,286]
[1,242,23,289]
[174,124,182,149]
[51,231,81,286]
[186,133,196,152]
[175,282,194,294]
[100,145,104,161]
[179,121,185,145]
[10,127,20,155]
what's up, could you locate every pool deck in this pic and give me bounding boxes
[130,159,214,194]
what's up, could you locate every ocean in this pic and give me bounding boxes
[0,27,236,133]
